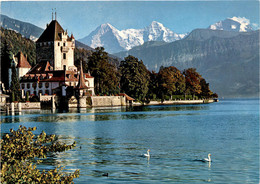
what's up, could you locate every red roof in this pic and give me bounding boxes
[41,76,65,82]
[84,73,94,78]
[16,52,31,68]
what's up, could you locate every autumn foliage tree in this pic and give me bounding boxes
[1,126,79,183]
[157,66,185,99]
[119,55,150,102]
[183,68,202,97]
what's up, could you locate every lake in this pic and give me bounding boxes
[1,99,259,183]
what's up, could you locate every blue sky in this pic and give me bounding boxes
[1,1,259,39]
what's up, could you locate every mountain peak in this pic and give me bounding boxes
[208,16,254,32]
[150,21,164,27]
[100,23,115,30]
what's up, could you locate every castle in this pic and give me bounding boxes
[10,17,95,98]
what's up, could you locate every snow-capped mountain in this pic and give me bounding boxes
[79,21,186,53]
[208,17,254,32]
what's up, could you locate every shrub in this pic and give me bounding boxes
[1,126,80,183]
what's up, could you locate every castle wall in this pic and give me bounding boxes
[91,96,126,107]
[36,42,54,65]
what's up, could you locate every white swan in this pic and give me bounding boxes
[203,153,211,162]
[144,149,150,157]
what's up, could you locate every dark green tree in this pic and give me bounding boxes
[199,78,213,98]
[10,65,21,101]
[87,47,119,95]
[119,55,150,102]
[147,71,159,100]
[1,40,12,89]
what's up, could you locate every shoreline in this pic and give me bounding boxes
[1,99,217,112]
[132,99,216,106]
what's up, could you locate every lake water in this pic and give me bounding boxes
[1,99,259,183]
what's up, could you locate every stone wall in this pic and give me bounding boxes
[91,96,126,107]
[11,102,41,109]
[133,99,215,106]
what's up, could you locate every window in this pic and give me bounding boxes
[27,83,30,88]
[32,83,37,89]
[58,42,60,46]
[21,83,25,89]
[39,83,42,88]
[45,82,49,88]
[45,90,49,95]
[63,42,66,46]
[66,74,70,78]
[63,53,66,60]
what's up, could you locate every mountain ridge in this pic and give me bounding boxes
[78,21,186,53]
[114,29,259,98]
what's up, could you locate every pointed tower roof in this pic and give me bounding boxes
[36,20,65,42]
[75,60,88,89]
[16,52,31,68]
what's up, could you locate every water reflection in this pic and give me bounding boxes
[1,104,208,124]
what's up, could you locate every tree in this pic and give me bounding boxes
[183,68,202,97]
[87,47,119,95]
[119,55,150,102]
[157,66,185,99]
[1,40,12,90]
[147,71,159,100]
[10,65,21,101]
[1,126,80,183]
[199,78,213,98]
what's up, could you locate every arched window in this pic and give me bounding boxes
[45,83,49,88]
[32,83,37,89]
[21,83,25,89]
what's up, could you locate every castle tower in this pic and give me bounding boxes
[75,60,88,97]
[36,19,76,71]
[16,52,31,78]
